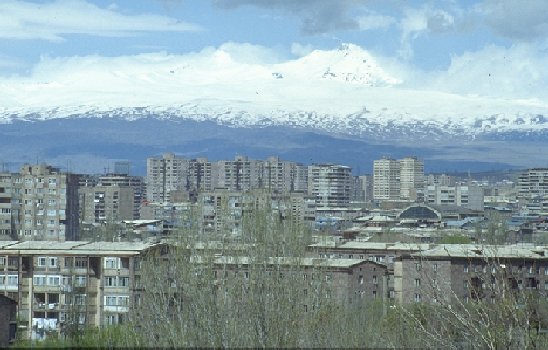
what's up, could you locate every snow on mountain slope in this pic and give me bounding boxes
[0,44,546,139]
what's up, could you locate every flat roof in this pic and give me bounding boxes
[0,241,159,255]
[308,241,431,251]
[411,244,548,259]
[199,256,370,269]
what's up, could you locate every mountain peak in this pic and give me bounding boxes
[282,44,401,86]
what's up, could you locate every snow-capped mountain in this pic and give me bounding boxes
[0,43,546,142]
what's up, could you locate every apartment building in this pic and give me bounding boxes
[373,158,401,202]
[373,157,425,202]
[0,240,162,340]
[0,164,80,241]
[425,184,484,211]
[518,168,548,200]
[79,174,145,223]
[351,175,373,203]
[394,244,548,304]
[80,186,134,223]
[214,156,263,191]
[0,173,14,238]
[146,153,188,203]
[399,157,424,201]
[263,156,308,193]
[207,256,388,307]
[96,174,145,220]
[518,169,548,215]
[308,164,352,208]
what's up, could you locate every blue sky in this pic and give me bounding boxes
[0,0,547,108]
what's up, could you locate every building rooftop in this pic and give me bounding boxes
[192,256,370,269]
[411,244,548,260]
[0,241,160,255]
[308,241,432,251]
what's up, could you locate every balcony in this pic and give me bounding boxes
[34,303,59,311]
[104,305,129,313]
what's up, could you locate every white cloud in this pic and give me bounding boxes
[398,6,456,60]
[398,8,428,60]
[0,42,546,121]
[217,42,285,64]
[428,43,548,100]
[0,0,200,41]
[290,43,314,57]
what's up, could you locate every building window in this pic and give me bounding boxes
[105,296,117,306]
[8,257,18,267]
[372,275,377,284]
[359,275,363,284]
[37,257,47,266]
[118,296,129,306]
[104,257,120,269]
[433,263,438,272]
[414,293,421,303]
[464,264,469,273]
[74,294,87,305]
[119,277,129,287]
[75,258,87,269]
[0,257,5,266]
[75,276,87,287]
[415,263,421,272]
[5,275,18,286]
[49,257,58,267]
[415,279,421,287]
[47,276,60,286]
[105,315,117,325]
[33,275,47,285]
[105,277,117,287]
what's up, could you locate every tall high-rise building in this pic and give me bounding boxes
[263,156,308,193]
[98,174,145,219]
[307,164,352,208]
[79,174,144,223]
[3,164,80,241]
[373,158,400,201]
[0,173,15,238]
[518,168,548,200]
[214,156,263,191]
[399,157,424,201]
[351,175,373,202]
[187,158,213,193]
[146,153,188,203]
